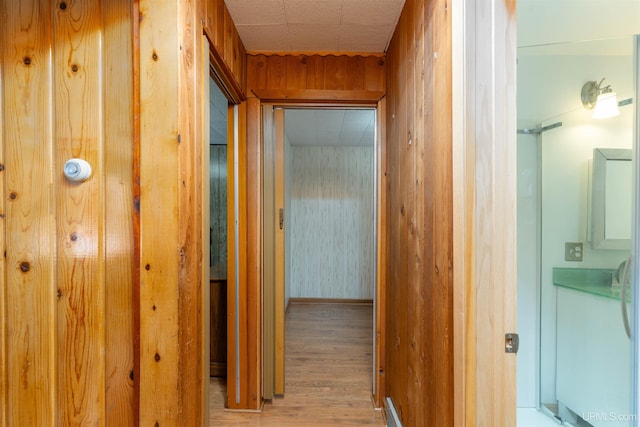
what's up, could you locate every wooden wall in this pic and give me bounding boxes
[137,0,249,422]
[1,0,248,425]
[0,0,135,425]
[384,0,454,425]
[247,54,385,102]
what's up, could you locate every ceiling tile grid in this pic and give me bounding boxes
[224,0,406,53]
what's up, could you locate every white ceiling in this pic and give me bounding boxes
[285,109,375,146]
[224,0,406,53]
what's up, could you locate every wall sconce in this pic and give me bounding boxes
[581,78,620,119]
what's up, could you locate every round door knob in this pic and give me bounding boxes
[63,158,92,182]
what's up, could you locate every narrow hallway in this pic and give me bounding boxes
[209,303,385,426]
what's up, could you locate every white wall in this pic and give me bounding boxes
[288,145,374,299]
[517,38,636,408]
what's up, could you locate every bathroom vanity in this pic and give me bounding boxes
[554,268,631,426]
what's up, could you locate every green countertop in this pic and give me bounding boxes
[553,267,626,301]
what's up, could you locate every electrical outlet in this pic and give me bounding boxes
[565,242,583,262]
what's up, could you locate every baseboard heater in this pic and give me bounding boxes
[385,397,403,427]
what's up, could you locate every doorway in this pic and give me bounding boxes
[262,106,381,403]
[515,6,640,425]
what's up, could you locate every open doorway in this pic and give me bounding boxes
[263,106,380,405]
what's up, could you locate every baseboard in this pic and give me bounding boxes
[385,397,403,427]
[288,297,373,305]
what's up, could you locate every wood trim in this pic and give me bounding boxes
[453,1,518,426]
[245,96,263,410]
[261,103,276,400]
[251,89,384,103]
[208,46,246,104]
[373,97,387,409]
[246,51,386,58]
[274,108,285,395]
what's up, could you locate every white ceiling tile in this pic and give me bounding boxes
[285,0,343,25]
[287,24,341,51]
[341,1,403,26]
[339,24,393,52]
[224,0,287,25]
[235,24,292,51]
[224,0,406,53]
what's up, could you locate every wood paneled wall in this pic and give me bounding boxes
[1,0,248,424]
[247,54,386,102]
[384,0,454,425]
[1,0,134,425]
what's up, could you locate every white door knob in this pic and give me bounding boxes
[63,158,92,182]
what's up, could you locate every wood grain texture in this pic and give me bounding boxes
[247,54,386,101]
[2,1,56,424]
[385,0,454,425]
[455,1,518,426]
[177,0,207,424]
[103,0,135,424]
[138,0,181,424]
[203,0,247,99]
[2,0,135,425]
[210,303,385,426]
[374,98,387,408]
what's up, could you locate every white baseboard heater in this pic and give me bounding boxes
[385,397,403,427]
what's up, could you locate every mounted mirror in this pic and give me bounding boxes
[591,147,632,249]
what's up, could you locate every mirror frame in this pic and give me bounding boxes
[591,147,633,250]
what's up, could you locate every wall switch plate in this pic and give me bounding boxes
[565,242,583,261]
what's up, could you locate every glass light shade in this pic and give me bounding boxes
[592,92,620,119]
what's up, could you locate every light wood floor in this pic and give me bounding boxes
[209,302,386,426]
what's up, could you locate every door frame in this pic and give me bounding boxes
[261,101,387,407]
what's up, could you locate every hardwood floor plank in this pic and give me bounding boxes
[209,303,385,426]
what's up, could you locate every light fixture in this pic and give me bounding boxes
[581,78,620,119]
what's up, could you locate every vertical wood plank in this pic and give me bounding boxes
[345,56,365,91]
[178,0,207,425]
[324,55,346,90]
[247,55,268,91]
[304,55,325,90]
[285,56,307,90]
[266,56,287,90]
[365,56,386,92]
[2,1,56,425]
[138,0,180,424]
[103,0,135,424]
[385,0,454,424]
[53,0,106,423]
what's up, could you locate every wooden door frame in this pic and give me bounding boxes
[452,1,518,426]
[260,100,387,408]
